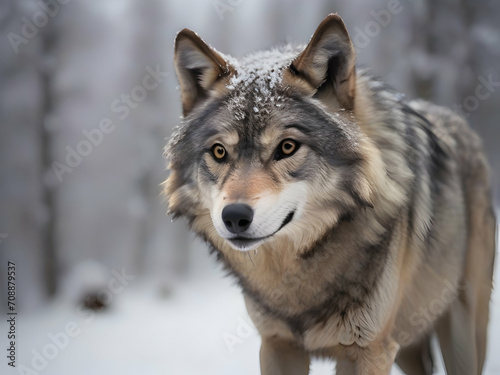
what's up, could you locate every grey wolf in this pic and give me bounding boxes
[164,14,496,375]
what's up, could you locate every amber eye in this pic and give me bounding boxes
[275,139,300,161]
[211,144,227,161]
[282,140,296,155]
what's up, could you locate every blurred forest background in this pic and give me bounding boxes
[0,0,499,374]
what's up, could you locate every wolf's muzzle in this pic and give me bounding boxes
[221,204,254,234]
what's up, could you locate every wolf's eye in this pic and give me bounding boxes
[282,140,297,155]
[275,139,299,161]
[211,144,227,162]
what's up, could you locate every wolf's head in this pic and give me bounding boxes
[165,14,384,253]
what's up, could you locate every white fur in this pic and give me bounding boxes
[210,182,308,251]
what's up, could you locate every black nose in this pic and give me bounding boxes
[222,204,254,234]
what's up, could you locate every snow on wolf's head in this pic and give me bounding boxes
[164,14,377,254]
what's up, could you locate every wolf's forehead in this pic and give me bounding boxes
[226,47,298,89]
[223,46,301,121]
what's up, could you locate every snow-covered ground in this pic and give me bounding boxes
[2,231,499,375]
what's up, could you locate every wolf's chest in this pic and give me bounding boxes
[243,252,400,351]
[244,278,389,350]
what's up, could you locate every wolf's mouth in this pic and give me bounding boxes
[227,211,295,250]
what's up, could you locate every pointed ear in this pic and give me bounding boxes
[174,29,232,116]
[285,14,356,110]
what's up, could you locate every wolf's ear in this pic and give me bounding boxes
[285,14,356,110]
[174,29,231,116]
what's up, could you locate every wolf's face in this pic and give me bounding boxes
[166,15,376,253]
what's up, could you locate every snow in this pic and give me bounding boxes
[222,45,301,121]
[225,46,299,91]
[2,227,499,375]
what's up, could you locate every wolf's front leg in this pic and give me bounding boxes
[260,337,310,375]
[336,339,400,375]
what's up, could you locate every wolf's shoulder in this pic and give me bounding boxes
[406,98,489,183]
[407,99,484,154]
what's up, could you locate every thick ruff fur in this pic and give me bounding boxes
[164,14,496,375]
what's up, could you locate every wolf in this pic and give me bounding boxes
[164,14,496,375]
